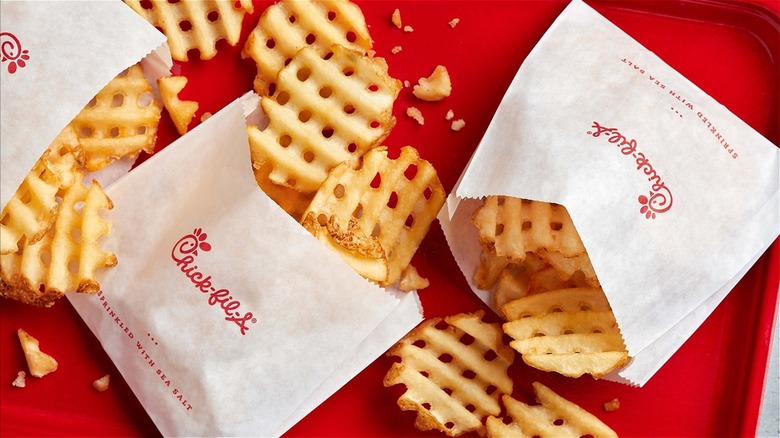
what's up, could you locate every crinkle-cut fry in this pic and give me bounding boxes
[486,383,618,438]
[302,146,445,286]
[0,127,83,254]
[124,0,253,61]
[248,44,400,194]
[242,0,373,94]
[472,196,586,261]
[69,64,161,171]
[158,75,199,135]
[385,311,515,436]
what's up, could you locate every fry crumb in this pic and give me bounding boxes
[413,65,451,101]
[403,80,411,88]
[403,25,414,33]
[449,18,460,28]
[406,107,425,125]
[603,398,620,412]
[12,371,26,388]
[93,374,111,392]
[445,109,455,121]
[200,112,212,122]
[391,8,402,29]
[391,46,402,55]
[451,119,465,131]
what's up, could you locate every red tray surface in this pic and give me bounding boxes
[1,1,778,436]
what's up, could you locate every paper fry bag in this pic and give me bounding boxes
[0,1,166,207]
[439,0,779,386]
[68,94,423,436]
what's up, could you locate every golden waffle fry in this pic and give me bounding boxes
[0,127,83,254]
[124,0,253,61]
[502,287,628,378]
[486,382,618,438]
[538,249,599,287]
[472,196,585,261]
[0,180,117,307]
[158,75,199,135]
[473,249,508,291]
[301,146,445,286]
[247,44,401,194]
[253,161,315,222]
[384,311,515,436]
[69,64,161,171]
[242,0,373,94]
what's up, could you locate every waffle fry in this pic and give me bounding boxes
[242,0,373,94]
[0,127,83,254]
[124,0,253,61]
[301,146,445,287]
[486,382,618,438]
[384,311,515,436]
[0,180,117,307]
[158,75,199,135]
[69,64,161,171]
[253,161,314,222]
[473,196,586,261]
[247,44,401,194]
[502,287,629,378]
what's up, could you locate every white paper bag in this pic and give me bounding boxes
[68,93,423,436]
[439,0,779,387]
[0,1,165,207]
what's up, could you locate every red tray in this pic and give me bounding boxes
[1,1,778,436]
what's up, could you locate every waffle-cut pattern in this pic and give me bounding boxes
[301,146,445,287]
[124,0,253,61]
[242,0,372,94]
[384,311,515,436]
[0,127,83,255]
[69,63,161,171]
[158,75,199,135]
[486,382,618,438]
[502,287,629,378]
[0,180,117,307]
[247,44,401,194]
[473,196,586,260]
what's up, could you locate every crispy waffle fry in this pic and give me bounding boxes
[242,0,373,94]
[384,311,515,436]
[502,287,629,378]
[473,196,586,261]
[0,127,83,254]
[69,64,161,171]
[486,382,618,438]
[247,44,401,194]
[0,180,117,307]
[158,75,199,135]
[17,329,58,378]
[253,161,314,221]
[301,146,445,286]
[473,249,508,291]
[124,0,253,61]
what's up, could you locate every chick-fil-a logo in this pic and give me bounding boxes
[171,228,257,335]
[1,32,30,74]
[587,122,673,219]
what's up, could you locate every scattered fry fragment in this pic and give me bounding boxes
[445,109,455,121]
[17,329,58,378]
[158,75,199,135]
[93,374,111,392]
[449,18,460,28]
[403,25,414,33]
[603,398,620,412]
[413,65,452,101]
[391,46,403,54]
[451,119,466,131]
[407,107,425,125]
[11,371,26,388]
[391,8,402,28]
